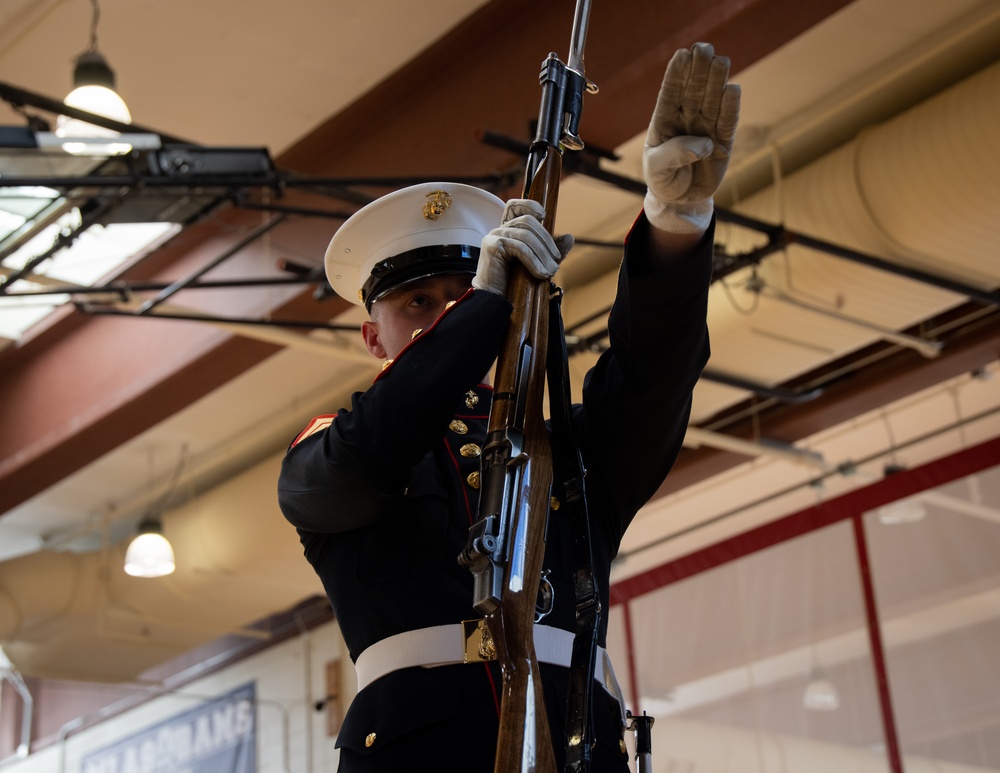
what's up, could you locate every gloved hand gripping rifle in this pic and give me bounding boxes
[458,3,598,771]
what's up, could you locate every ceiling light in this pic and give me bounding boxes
[803,668,840,711]
[54,0,132,156]
[877,498,927,525]
[124,518,175,578]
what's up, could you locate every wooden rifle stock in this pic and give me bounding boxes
[459,3,594,771]
[486,154,562,773]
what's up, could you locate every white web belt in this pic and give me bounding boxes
[354,622,626,723]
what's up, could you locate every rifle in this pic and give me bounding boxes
[459,2,598,771]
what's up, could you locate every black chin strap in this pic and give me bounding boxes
[546,284,601,773]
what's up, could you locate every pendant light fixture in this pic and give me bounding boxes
[124,517,176,578]
[803,665,840,711]
[54,0,133,155]
[123,446,186,578]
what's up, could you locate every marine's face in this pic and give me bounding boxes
[361,273,473,361]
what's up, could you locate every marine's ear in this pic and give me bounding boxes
[361,320,387,360]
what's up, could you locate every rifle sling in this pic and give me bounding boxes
[546,285,601,773]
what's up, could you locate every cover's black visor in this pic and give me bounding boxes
[362,244,480,311]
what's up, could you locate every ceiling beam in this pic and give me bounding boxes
[662,312,1000,496]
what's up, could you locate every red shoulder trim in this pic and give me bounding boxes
[290,414,337,448]
[624,209,645,248]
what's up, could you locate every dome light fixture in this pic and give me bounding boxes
[124,517,175,578]
[803,666,840,711]
[877,497,927,525]
[54,0,132,155]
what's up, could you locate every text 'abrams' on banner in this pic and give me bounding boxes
[81,682,256,773]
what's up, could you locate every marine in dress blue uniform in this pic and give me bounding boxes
[278,43,740,772]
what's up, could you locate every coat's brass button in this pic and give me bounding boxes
[460,443,481,458]
[365,732,376,748]
[467,472,481,489]
[449,420,468,434]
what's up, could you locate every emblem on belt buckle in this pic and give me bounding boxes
[462,619,497,663]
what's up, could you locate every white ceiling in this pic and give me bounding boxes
[0,0,999,759]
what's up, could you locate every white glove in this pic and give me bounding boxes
[472,199,574,295]
[643,42,741,233]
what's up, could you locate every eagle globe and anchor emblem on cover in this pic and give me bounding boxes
[422,190,452,220]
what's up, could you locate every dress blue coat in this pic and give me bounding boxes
[278,216,713,772]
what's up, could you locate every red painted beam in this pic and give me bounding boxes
[660,315,1000,497]
[610,434,1000,604]
[852,515,904,773]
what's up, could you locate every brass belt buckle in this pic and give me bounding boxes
[462,619,497,663]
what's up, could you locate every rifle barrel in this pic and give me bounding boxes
[567,0,592,73]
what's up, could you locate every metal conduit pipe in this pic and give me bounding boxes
[0,656,32,765]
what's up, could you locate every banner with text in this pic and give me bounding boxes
[81,681,256,773]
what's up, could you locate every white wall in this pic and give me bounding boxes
[1,619,354,773]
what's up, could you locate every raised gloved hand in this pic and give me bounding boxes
[472,198,574,295]
[643,42,741,233]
